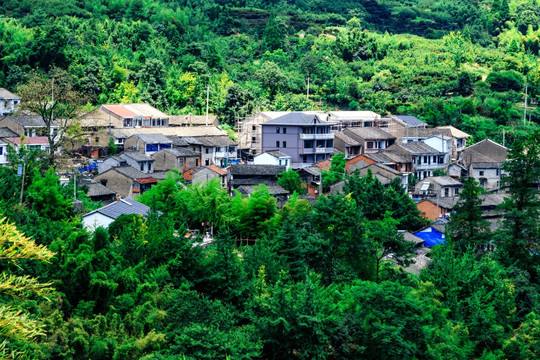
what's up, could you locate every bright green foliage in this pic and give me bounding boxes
[26,168,72,221]
[321,153,345,192]
[277,169,306,195]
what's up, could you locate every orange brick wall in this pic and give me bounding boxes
[417,200,450,222]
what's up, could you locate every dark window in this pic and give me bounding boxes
[146,144,158,152]
[159,144,171,150]
[0,147,3,155]
[148,162,152,172]
[479,171,484,176]
[205,159,210,166]
[283,141,287,148]
[283,127,287,134]
[424,156,427,163]
[252,136,256,141]
[326,140,333,148]
[367,142,374,149]
[276,141,280,148]
[252,126,256,131]
[140,163,145,171]
[304,140,313,148]
[445,188,449,197]
[276,127,280,134]
[205,148,209,154]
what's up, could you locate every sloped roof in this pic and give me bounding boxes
[206,165,228,176]
[111,126,227,138]
[86,182,116,197]
[392,115,428,127]
[472,161,503,169]
[258,150,291,159]
[83,198,152,220]
[421,197,460,210]
[380,150,410,163]
[183,168,197,181]
[121,151,154,162]
[327,111,381,121]
[167,136,189,147]
[298,166,322,176]
[169,114,218,126]
[425,176,463,187]
[262,112,336,126]
[102,103,168,118]
[391,142,442,155]
[0,88,19,99]
[437,126,471,138]
[2,115,45,127]
[230,164,285,176]
[345,127,395,140]
[0,127,18,138]
[5,136,49,145]
[108,165,151,180]
[129,133,172,144]
[334,131,363,146]
[159,148,199,157]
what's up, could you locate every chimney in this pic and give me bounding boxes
[116,194,121,202]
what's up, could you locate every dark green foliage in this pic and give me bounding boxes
[277,169,306,195]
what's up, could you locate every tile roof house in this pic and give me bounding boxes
[0,114,55,137]
[325,111,383,130]
[191,165,229,188]
[80,103,169,129]
[386,142,446,180]
[85,182,117,204]
[229,164,286,190]
[0,139,7,165]
[0,88,21,116]
[333,131,363,159]
[169,114,219,127]
[253,150,292,170]
[5,136,50,153]
[120,151,155,173]
[98,156,128,174]
[343,127,396,154]
[152,148,199,172]
[82,198,154,230]
[414,176,463,199]
[124,133,173,155]
[261,112,336,168]
[93,166,157,198]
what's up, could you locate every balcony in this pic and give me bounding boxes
[301,147,333,155]
[300,133,334,140]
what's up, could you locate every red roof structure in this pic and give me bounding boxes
[5,137,49,145]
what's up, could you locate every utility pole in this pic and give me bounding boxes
[19,157,26,205]
[306,77,312,99]
[205,84,210,126]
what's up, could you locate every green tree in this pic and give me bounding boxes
[443,31,470,68]
[277,169,306,194]
[321,153,345,192]
[254,61,288,99]
[446,177,491,254]
[263,13,284,52]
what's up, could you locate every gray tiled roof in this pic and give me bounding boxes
[264,150,291,158]
[83,198,152,220]
[167,136,189,147]
[231,164,285,176]
[131,133,172,144]
[121,151,154,162]
[262,112,336,126]
[334,131,363,146]
[2,114,45,127]
[0,88,19,99]
[113,166,152,180]
[86,182,116,197]
[392,142,441,154]
[345,127,396,140]
[0,127,18,138]
[472,161,502,169]
[426,176,463,187]
[162,148,199,157]
[393,115,428,127]
[380,150,410,163]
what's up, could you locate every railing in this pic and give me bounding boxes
[299,133,334,140]
[301,147,333,155]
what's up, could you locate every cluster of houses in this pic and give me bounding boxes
[1,89,514,261]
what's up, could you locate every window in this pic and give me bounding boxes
[445,188,449,197]
[0,147,2,155]
[304,140,313,148]
[276,141,280,148]
[326,140,333,148]
[179,158,184,167]
[276,127,280,134]
[252,126,256,131]
[205,159,210,166]
[424,156,428,163]
[283,141,287,148]
[496,169,500,176]
[159,144,171,150]
[479,171,484,176]
[252,136,256,141]
[148,162,152,172]
[95,137,100,143]
[146,144,158,152]
[205,148,209,154]
[283,127,287,134]
[367,142,374,149]
[140,163,145,171]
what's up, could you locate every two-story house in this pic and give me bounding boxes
[422,135,453,167]
[94,166,157,198]
[460,139,507,191]
[0,88,21,116]
[261,112,336,168]
[152,148,199,172]
[343,127,396,154]
[386,142,446,180]
[124,134,173,156]
[325,111,383,130]
[415,176,463,199]
[119,151,155,173]
[333,131,363,159]
[5,137,50,153]
[0,114,57,138]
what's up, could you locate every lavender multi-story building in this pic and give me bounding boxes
[261,112,336,168]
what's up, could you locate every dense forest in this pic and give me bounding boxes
[1,0,540,144]
[1,0,540,359]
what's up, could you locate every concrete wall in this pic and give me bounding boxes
[417,201,450,222]
[152,150,198,172]
[192,168,227,188]
[471,167,501,191]
[82,213,115,230]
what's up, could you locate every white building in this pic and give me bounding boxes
[0,88,20,116]
[82,198,154,230]
[253,150,292,170]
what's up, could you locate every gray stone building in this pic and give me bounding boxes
[152,148,199,172]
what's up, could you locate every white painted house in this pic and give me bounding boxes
[253,150,292,170]
[0,140,8,165]
[82,198,154,230]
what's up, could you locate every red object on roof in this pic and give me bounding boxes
[183,168,196,181]
[103,104,138,118]
[135,177,158,185]
[207,165,227,176]
[5,137,49,145]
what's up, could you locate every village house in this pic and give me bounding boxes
[80,103,170,130]
[0,114,57,138]
[98,156,128,174]
[349,162,409,189]
[383,115,429,135]
[119,151,155,174]
[152,148,199,172]
[385,142,446,179]
[414,176,463,199]
[460,139,507,165]
[182,135,238,168]
[333,131,363,159]
[261,112,336,168]
[253,150,292,170]
[5,137,50,153]
[237,111,295,157]
[237,184,290,204]
[229,164,286,190]
[94,166,157,198]
[470,162,504,191]
[0,139,8,165]
[191,165,229,188]
[343,127,396,154]
[124,134,173,156]
[169,114,219,127]
[0,88,21,116]
[82,197,153,230]
[84,181,117,205]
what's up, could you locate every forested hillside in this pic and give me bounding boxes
[1,1,540,359]
[1,0,539,144]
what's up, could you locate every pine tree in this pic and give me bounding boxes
[446,178,491,254]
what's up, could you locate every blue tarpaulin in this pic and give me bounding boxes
[413,227,445,247]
